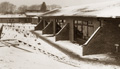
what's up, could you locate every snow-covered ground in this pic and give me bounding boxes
[1,24,69,59]
[34,31,83,56]
[0,23,120,69]
[0,44,80,69]
[0,23,81,67]
[0,42,120,69]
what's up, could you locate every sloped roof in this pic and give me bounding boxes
[32,16,38,19]
[26,12,44,16]
[0,14,26,18]
[40,0,120,18]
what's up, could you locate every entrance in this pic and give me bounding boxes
[74,20,94,44]
[55,19,66,33]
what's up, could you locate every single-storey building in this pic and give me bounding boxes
[35,1,120,55]
[25,10,45,24]
[31,17,39,24]
[0,14,32,23]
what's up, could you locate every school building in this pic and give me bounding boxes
[35,2,120,55]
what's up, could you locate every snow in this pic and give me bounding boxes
[1,23,120,69]
[1,26,68,58]
[32,16,38,19]
[0,14,26,18]
[36,31,83,56]
[0,23,81,69]
[41,0,120,18]
[26,12,44,16]
[0,46,80,69]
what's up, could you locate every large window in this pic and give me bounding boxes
[74,20,94,40]
[55,19,66,33]
[56,19,66,28]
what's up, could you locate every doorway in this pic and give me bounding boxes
[55,19,66,33]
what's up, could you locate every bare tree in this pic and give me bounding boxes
[18,5,28,14]
[0,2,16,14]
[28,5,41,10]
[47,4,61,10]
[8,3,16,14]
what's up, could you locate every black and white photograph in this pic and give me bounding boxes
[0,0,120,69]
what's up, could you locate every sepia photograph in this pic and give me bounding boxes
[0,0,120,69]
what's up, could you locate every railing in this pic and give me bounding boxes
[42,22,50,31]
[56,23,68,35]
[83,26,101,46]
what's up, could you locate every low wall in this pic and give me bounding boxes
[83,20,120,55]
[35,20,44,30]
[56,23,69,41]
[42,22,53,34]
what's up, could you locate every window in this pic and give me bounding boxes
[83,21,87,26]
[74,20,94,40]
[88,21,93,27]
[78,21,82,24]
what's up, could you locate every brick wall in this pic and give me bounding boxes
[83,19,120,55]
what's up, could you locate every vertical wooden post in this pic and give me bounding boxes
[81,21,83,32]
[50,18,56,35]
[43,19,46,28]
[87,21,89,37]
[66,18,74,42]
